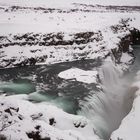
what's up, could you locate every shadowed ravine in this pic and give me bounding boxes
[0,46,140,140]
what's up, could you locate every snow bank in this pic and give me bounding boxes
[0,95,100,140]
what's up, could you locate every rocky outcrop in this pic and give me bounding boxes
[110,19,140,65]
[111,34,133,64]
[0,31,102,48]
[0,31,104,68]
[130,28,140,45]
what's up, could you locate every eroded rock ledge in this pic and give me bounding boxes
[0,31,102,48]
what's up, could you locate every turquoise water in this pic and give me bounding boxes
[0,59,101,114]
[0,79,35,94]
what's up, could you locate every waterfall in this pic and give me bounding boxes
[78,61,134,140]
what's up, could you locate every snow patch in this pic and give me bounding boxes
[58,68,98,84]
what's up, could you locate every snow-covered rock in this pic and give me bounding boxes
[58,68,98,84]
[0,95,101,140]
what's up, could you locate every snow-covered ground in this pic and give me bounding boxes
[0,0,140,140]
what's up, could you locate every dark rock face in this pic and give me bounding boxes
[130,28,140,45]
[14,58,37,67]
[27,131,51,140]
[121,35,132,53]
[120,28,140,51]
[0,135,7,140]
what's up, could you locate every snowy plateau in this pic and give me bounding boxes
[0,0,140,140]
